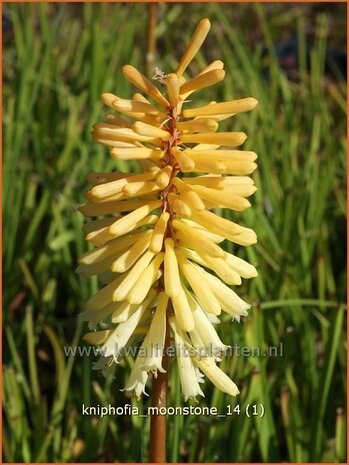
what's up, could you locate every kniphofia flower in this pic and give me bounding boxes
[78,18,258,401]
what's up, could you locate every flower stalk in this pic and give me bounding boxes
[146,3,158,79]
[148,89,180,463]
[149,307,171,463]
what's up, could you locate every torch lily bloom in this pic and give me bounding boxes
[78,18,258,400]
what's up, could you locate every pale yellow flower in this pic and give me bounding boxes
[78,18,258,400]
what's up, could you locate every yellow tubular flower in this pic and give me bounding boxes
[79,18,258,400]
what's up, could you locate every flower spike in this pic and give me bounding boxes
[79,18,258,401]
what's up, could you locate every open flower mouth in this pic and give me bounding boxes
[78,18,258,402]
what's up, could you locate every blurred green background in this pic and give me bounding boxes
[3,2,347,463]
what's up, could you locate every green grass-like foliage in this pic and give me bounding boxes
[3,3,346,462]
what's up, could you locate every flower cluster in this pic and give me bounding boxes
[78,18,258,401]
